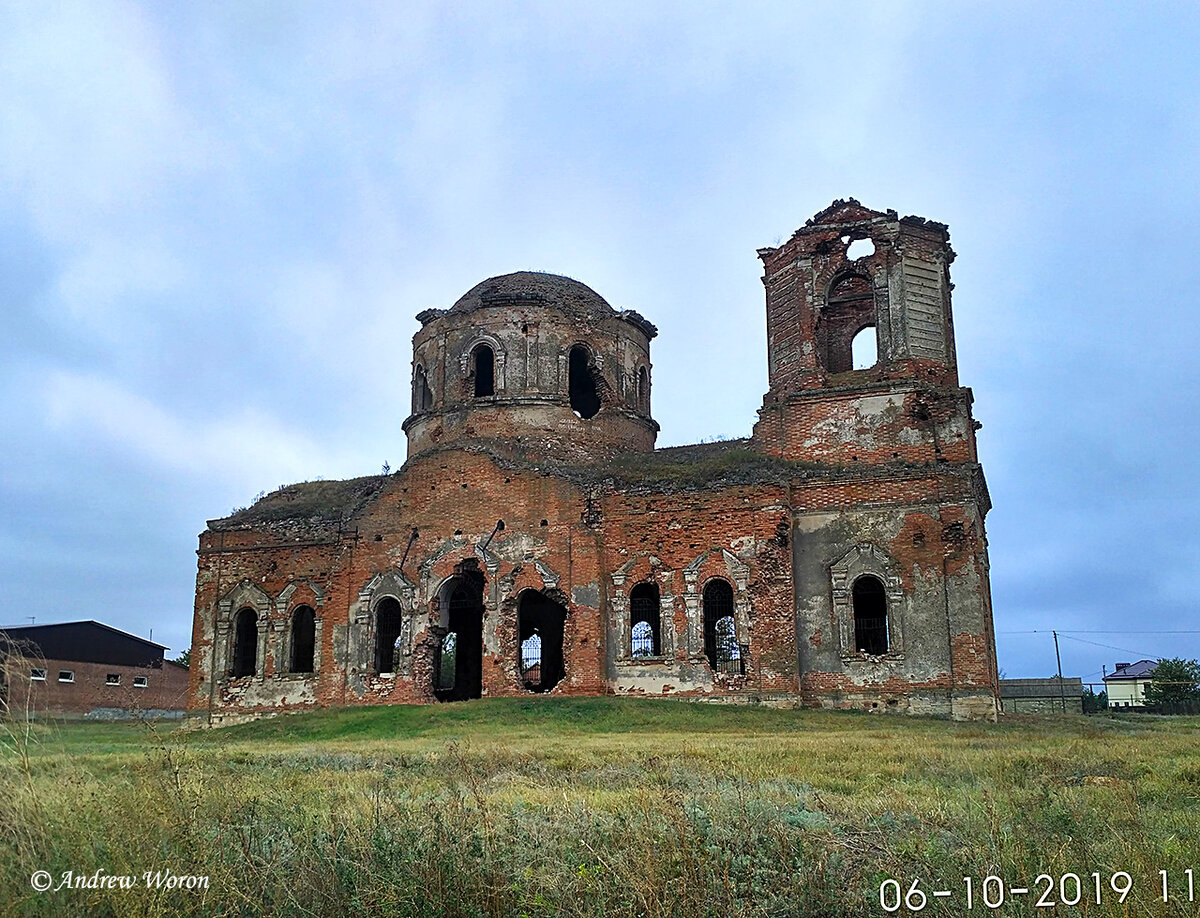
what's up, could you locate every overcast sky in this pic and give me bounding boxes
[2,2,1197,682]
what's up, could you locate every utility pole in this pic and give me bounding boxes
[1053,630,1066,714]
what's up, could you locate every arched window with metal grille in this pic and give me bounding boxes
[702,579,742,674]
[629,582,660,657]
[852,575,889,655]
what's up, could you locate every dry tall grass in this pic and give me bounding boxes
[2,700,1197,917]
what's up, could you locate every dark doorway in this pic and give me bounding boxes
[852,576,889,655]
[232,607,258,677]
[435,572,485,701]
[473,345,495,397]
[517,590,567,692]
[568,345,600,419]
[290,605,315,673]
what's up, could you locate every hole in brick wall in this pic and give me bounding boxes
[846,237,875,260]
[568,345,601,419]
[461,483,468,489]
[540,519,548,527]
[913,531,926,547]
[374,534,382,542]
[852,575,889,655]
[852,325,877,369]
[454,529,462,536]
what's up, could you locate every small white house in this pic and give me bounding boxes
[1104,660,1157,708]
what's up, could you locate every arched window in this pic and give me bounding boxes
[289,605,315,674]
[703,579,742,674]
[473,345,495,397]
[232,607,258,677]
[374,597,403,674]
[821,273,875,374]
[637,366,649,413]
[568,345,600,419]
[629,582,660,657]
[851,326,877,370]
[852,575,888,655]
[414,364,432,412]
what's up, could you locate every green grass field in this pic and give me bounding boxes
[2,700,1198,917]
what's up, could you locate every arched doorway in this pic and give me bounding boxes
[434,569,485,701]
[517,590,567,692]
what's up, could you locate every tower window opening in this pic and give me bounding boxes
[637,365,649,413]
[821,273,875,374]
[629,582,661,657]
[851,325,878,370]
[414,364,432,412]
[852,575,889,655]
[232,607,258,678]
[568,345,601,419]
[473,345,495,397]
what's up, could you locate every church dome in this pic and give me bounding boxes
[447,272,618,323]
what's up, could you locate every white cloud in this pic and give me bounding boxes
[41,369,363,491]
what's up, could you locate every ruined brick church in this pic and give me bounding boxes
[188,200,1000,722]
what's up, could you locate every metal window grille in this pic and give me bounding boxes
[630,620,656,658]
[520,631,542,682]
[854,616,889,655]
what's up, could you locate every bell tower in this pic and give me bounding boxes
[751,199,979,467]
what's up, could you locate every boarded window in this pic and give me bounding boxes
[374,598,403,674]
[629,582,660,657]
[473,345,495,397]
[852,575,889,655]
[568,345,600,418]
[232,608,258,677]
[703,579,743,674]
[290,605,316,674]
